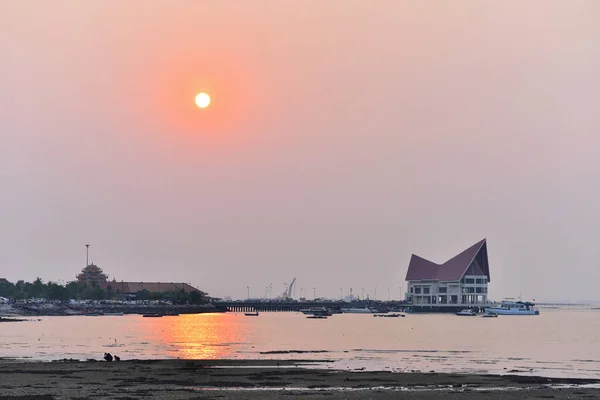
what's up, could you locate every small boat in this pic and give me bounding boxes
[142,313,163,318]
[482,312,498,318]
[340,307,373,314]
[104,312,124,316]
[85,312,103,316]
[244,311,259,316]
[375,313,404,318]
[455,309,477,316]
[164,313,180,316]
[300,307,332,316]
[485,300,540,315]
[307,315,328,319]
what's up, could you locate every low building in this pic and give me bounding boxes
[405,239,490,308]
[103,281,205,296]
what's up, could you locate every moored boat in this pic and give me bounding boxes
[244,311,259,316]
[300,307,332,316]
[142,313,162,318]
[485,300,539,315]
[482,312,498,318]
[373,313,405,318]
[340,307,373,314]
[307,315,327,319]
[455,309,477,316]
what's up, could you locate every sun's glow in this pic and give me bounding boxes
[195,92,211,108]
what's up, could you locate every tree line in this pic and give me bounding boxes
[0,278,208,305]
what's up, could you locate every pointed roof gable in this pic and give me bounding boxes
[405,254,440,281]
[405,239,490,282]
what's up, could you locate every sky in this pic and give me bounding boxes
[1,1,599,302]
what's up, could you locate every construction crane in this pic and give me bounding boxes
[263,283,272,299]
[283,278,296,299]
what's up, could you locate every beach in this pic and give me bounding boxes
[1,359,598,399]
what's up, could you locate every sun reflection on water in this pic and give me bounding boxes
[142,313,246,359]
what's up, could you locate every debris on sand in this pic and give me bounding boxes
[0,317,26,322]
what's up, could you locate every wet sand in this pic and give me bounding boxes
[0,359,598,399]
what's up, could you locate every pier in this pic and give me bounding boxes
[218,300,348,313]
[217,300,492,313]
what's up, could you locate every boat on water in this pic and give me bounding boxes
[307,315,328,319]
[244,311,259,316]
[485,300,539,315]
[300,307,332,316]
[482,312,498,318]
[340,307,373,314]
[142,313,162,318]
[455,309,477,316]
[373,313,405,318]
[104,312,124,316]
[85,312,103,316]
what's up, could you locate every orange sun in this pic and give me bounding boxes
[195,92,211,108]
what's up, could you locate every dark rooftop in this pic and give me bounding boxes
[405,239,490,282]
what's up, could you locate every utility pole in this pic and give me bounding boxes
[247,286,250,300]
[313,287,316,300]
[85,244,90,267]
[399,286,402,301]
[362,288,364,300]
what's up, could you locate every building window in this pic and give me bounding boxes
[423,287,430,294]
[438,287,447,293]
[476,287,483,293]
[410,287,413,293]
[414,287,421,294]
[465,278,475,284]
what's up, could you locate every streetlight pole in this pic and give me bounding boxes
[247,286,250,300]
[85,244,90,267]
[362,288,364,300]
[399,286,402,301]
[313,287,316,301]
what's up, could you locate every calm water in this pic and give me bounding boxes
[1,308,599,378]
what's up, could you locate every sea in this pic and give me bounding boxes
[1,306,599,379]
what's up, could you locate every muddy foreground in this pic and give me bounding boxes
[0,359,598,399]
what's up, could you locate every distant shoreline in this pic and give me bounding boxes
[0,302,225,317]
[0,359,598,399]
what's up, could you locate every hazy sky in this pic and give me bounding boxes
[1,1,599,302]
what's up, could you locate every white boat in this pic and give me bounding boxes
[340,307,373,314]
[300,307,332,316]
[455,309,477,316]
[482,312,498,318]
[485,300,539,315]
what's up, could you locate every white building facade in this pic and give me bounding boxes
[405,239,490,307]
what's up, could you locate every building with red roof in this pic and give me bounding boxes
[405,239,490,307]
